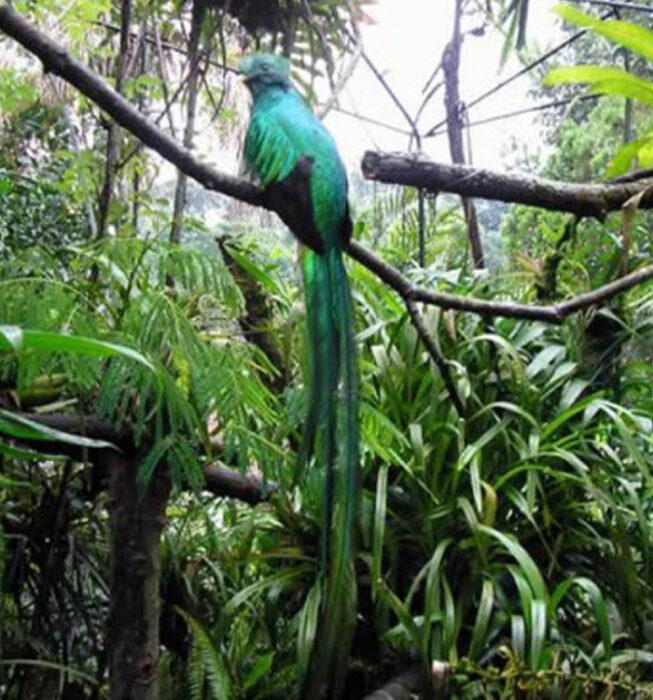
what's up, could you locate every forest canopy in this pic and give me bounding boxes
[0,1,652,698]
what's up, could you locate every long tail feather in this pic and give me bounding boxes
[301,246,358,699]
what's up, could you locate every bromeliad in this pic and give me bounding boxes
[240,53,358,698]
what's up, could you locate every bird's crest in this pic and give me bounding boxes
[239,53,291,88]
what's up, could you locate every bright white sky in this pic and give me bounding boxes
[323,0,565,171]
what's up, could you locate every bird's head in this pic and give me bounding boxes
[238,54,291,97]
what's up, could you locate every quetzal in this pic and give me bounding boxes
[240,54,358,697]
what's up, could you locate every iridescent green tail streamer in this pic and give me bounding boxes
[301,247,358,699]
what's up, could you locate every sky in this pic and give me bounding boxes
[322,0,565,171]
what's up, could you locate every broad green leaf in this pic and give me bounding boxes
[374,580,422,649]
[424,538,454,658]
[511,615,526,660]
[554,4,653,64]
[0,325,23,351]
[527,345,565,379]
[544,66,653,105]
[0,328,156,373]
[507,564,534,629]
[611,650,653,667]
[607,135,650,177]
[243,652,275,691]
[552,577,612,661]
[0,440,67,461]
[224,566,311,617]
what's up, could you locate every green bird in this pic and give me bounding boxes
[240,54,358,698]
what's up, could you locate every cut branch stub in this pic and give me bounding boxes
[361,151,653,218]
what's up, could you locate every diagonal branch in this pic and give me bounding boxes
[1,5,651,323]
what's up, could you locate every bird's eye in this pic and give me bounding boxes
[261,63,270,72]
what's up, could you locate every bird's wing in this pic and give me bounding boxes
[245,98,327,252]
[244,107,301,187]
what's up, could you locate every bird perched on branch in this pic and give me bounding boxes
[240,53,359,698]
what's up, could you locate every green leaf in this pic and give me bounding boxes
[607,131,653,177]
[374,580,422,649]
[224,566,311,617]
[544,65,653,104]
[0,440,67,461]
[0,328,157,374]
[529,599,547,671]
[477,525,548,603]
[0,410,117,450]
[544,66,653,105]
[297,580,322,676]
[511,615,526,660]
[552,577,612,661]
[611,649,653,667]
[0,325,23,351]
[554,4,653,64]
[424,538,453,657]
[372,464,389,597]
[243,652,275,691]
[175,609,231,700]
[468,579,494,661]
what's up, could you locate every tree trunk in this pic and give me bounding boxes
[443,0,484,269]
[170,0,206,246]
[97,0,133,241]
[106,452,171,700]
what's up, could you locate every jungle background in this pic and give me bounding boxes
[0,0,652,698]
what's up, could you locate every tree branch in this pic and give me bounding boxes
[361,151,653,219]
[97,0,133,241]
[347,241,653,323]
[0,6,260,201]
[11,413,272,505]
[1,5,651,323]
[443,0,484,268]
[169,0,205,246]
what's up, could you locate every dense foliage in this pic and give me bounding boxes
[0,1,652,698]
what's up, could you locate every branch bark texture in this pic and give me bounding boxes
[362,151,653,218]
[106,451,170,700]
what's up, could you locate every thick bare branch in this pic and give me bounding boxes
[361,151,653,218]
[12,413,272,505]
